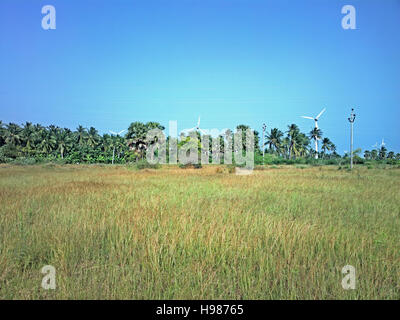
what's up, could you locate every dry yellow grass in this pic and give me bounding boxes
[0,164,399,299]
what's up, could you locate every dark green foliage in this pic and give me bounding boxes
[135,160,161,170]
[0,119,398,167]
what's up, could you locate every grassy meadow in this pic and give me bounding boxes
[0,164,399,299]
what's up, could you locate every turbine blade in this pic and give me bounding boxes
[301,116,314,120]
[197,116,201,128]
[315,108,326,119]
[109,131,117,135]
[117,129,126,135]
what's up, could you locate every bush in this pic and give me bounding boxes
[12,157,36,165]
[179,162,202,169]
[136,160,161,170]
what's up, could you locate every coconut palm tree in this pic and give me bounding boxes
[296,133,310,157]
[75,125,87,146]
[371,149,378,160]
[56,128,72,159]
[4,123,22,146]
[387,151,395,159]
[379,146,387,160]
[0,121,5,147]
[21,122,37,155]
[37,128,56,154]
[309,127,323,159]
[266,128,283,154]
[321,137,332,158]
[287,124,301,159]
[364,150,371,160]
[87,127,100,148]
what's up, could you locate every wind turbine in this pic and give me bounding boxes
[109,129,126,164]
[181,116,207,136]
[372,139,385,149]
[301,108,326,159]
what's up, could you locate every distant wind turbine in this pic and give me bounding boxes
[301,108,326,158]
[181,116,207,136]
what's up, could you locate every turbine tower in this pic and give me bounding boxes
[301,108,326,159]
[181,116,207,136]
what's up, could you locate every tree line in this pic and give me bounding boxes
[0,120,398,165]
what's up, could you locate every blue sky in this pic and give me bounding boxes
[0,0,399,153]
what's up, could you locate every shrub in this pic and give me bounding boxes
[179,162,202,169]
[12,157,36,165]
[136,160,160,170]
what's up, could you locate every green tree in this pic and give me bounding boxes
[379,146,387,160]
[364,150,371,160]
[309,127,323,159]
[37,128,56,155]
[87,127,100,148]
[266,128,283,154]
[21,122,37,155]
[321,137,332,158]
[75,125,87,146]
[287,124,301,159]
[4,123,23,146]
[56,128,73,159]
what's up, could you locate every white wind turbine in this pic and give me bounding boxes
[181,116,207,136]
[301,108,326,159]
[109,129,126,164]
[372,139,385,149]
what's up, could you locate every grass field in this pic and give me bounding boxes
[0,164,399,299]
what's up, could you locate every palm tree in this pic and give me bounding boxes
[21,122,36,155]
[280,137,290,159]
[287,124,301,159]
[4,123,22,146]
[321,137,332,158]
[364,150,371,160]
[296,133,310,157]
[309,128,322,159]
[56,129,72,159]
[266,128,283,154]
[379,146,387,160]
[37,128,56,155]
[371,149,378,160]
[75,125,87,146]
[330,143,336,155]
[0,121,5,147]
[87,127,100,148]
[126,122,150,160]
[387,151,395,159]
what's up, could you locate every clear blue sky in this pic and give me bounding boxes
[1,0,399,153]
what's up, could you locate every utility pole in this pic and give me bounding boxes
[262,123,266,165]
[112,146,115,165]
[348,108,356,169]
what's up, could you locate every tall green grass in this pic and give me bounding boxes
[0,165,399,299]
